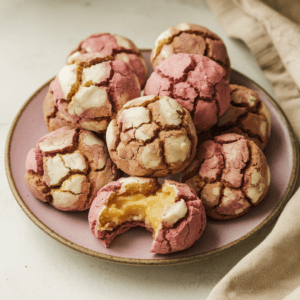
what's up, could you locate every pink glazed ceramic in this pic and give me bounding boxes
[5,50,299,265]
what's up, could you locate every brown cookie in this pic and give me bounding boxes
[210,85,271,150]
[150,23,231,81]
[25,127,119,211]
[181,133,270,220]
[106,95,197,177]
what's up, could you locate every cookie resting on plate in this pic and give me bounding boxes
[106,95,197,177]
[89,177,206,254]
[181,133,270,220]
[144,53,230,134]
[25,127,118,211]
[150,22,231,81]
[210,84,271,150]
[68,33,148,89]
[53,53,141,133]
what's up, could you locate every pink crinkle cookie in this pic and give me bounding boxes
[24,127,118,211]
[181,133,271,220]
[68,33,148,89]
[144,53,231,134]
[53,53,141,133]
[89,177,206,254]
[150,23,231,81]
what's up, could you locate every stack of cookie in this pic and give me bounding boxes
[25,23,271,254]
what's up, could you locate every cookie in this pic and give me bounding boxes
[43,80,76,132]
[53,53,141,133]
[150,23,231,81]
[106,95,197,177]
[210,85,271,150]
[181,133,270,220]
[68,33,148,89]
[89,177,206,254]
[144,53,231,134]
[25,127,118,211]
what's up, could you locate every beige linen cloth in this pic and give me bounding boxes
[205,0,300,299]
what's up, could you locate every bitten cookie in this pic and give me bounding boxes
[181,133,270,220]
[43,80,76,132]
[68,33,148,89]
[144,53,230,134]
[106,95,197,177]
[53,53,141,133]
[150,23,231,81]
[210,85,271,150]
[25,127,118,211]
[89,177,206,254]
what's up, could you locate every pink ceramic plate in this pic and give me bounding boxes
[5,51,299,265]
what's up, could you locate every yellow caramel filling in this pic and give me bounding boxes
[98,185,176,233]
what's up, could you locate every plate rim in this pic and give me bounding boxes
[5,56,300,266]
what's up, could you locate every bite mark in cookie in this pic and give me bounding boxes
[89,178,206,254]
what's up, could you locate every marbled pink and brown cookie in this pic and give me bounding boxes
[52,53,141,134]
[25,127,118,211]
[210,85,271,150]
[150,23,231,81]
[68,33,147,89]
[43,80,76,132]
[181,133,270,220]
[89,177,206,254]
[106,95,197,177]
[144,53,230,134]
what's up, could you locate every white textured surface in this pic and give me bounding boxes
[159,97,183,126]
[82,62,110,85]
[161,199,188,226]
[1,0,276,299]
[57,64,78,99]
[69,85,109,115]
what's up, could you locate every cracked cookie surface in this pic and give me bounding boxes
[210,85,271,150]
[181,133,270,220]
[150,23,231,81]
[88,177,206,254]
[53,53,141,134]
[144,53,230,134]
[68,33,148,89]
[43,80,77,132]
[106,95,197,177]
[25,126,118,211]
